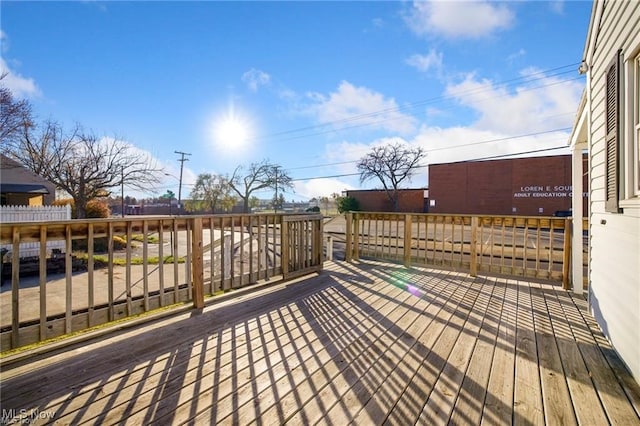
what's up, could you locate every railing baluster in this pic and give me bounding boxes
[108,222,114,321]
[548,219,555,278]
[249,215,254,283]
[143,221,149,312]
[273,215,278,275]
[450,216,456,265]
[39,225,47,339]
[257,215,263,280]
[173,219,179,302]
[65,224,72,334]
[230,216,236,288]
[186,219,192,299]
[524,220,529,274]
[536,219,542,276]
[395,216,400,260]
[209,219,215,293]
[500,219,506,272]
[158,220,165,307]
[126,221,133,316]
[263,215,270,281]
[470,217,478,277]
[11,226,20,348]
[239,215,245,286]
[87,223,94,326]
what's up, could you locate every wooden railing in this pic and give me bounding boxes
[345,212,588,287]
[0,213,324,351]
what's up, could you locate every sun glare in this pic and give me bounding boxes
[214,114,250,150]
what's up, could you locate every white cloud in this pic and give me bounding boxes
[549,1,565,14]
[406,49,443,73]
[507,48,527,65]
[307,81,417,135]
[404,0,514,39]
[411,125,571,170]
[1,30,8,53]
[0,58,40,99]
[94,136,199,199]
[314,69,580,187]
[444,69,583,134]
[241,68,271,92]
[294,178,356,199]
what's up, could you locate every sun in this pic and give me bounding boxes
[214,113,250,150]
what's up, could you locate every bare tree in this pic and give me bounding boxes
[228,160,292,213]
[6,120,163,218]
[188,173,232,213]
[0,75,34,146]
[357,142,426,212]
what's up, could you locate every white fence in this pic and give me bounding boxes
[0,205,71,259]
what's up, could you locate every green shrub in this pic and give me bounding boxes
[337,196,360,213]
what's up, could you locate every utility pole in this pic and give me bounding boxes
[174,150,191,213]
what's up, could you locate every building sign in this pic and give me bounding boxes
[513,185,588,199]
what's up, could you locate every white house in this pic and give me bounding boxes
[570,1,640,381]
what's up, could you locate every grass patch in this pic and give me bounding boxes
[130,234,160,244]
[74,254,186,266]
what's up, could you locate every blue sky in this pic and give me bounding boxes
[1,1,591,202]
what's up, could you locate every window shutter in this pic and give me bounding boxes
[605,50,622,213]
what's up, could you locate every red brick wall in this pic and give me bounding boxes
[346,189,427,213]
[428,155,588,216]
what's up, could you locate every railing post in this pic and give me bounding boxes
[353,213,360,261]
[316,216,324,270]
[191,217,204,309]
[404,214,412,268]
[470,216,478,277]
[562,218,572,290]
[345,212,353,262]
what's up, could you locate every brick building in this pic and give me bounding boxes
[427,154,588,216]
[345,189,428,213]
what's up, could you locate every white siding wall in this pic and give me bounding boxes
[588,0,640,381]
[0,205,71,258]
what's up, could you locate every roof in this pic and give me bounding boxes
[0,183,50,194]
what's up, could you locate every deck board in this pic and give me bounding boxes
[480,278,517,425]
[1,260,639,425]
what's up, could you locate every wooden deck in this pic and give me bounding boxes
[1,260,639,425]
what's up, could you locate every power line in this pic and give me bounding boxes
[250,62,582,144]
[289,145,569,182]
[284,126,571,174]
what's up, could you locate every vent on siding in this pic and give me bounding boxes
[605,50,622,213]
